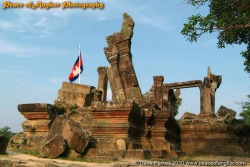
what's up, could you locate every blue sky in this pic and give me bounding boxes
[0,0,249,132]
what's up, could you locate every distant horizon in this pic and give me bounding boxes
[0,0,249,133]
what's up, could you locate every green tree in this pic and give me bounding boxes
[0,126,15,140]
[174,98,182,116]
[240,95,250,126]
[181,0,250,73]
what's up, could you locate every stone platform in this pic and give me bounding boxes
[179,118,250,156]
[18,103,63,135]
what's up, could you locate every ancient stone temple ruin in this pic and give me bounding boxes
[9,13,250,159]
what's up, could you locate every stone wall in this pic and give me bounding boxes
[179,109,250,156]
[54,82,95,109]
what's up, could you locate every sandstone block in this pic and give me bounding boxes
[61,82,95,94]
[125,149,151,159]
[18,103,61,120]
[50,115,90,153]
[180,112,197,119]
[42,134,66,158]
[22,119,53,133]
[116,139,126,150]
[216,105,236,123]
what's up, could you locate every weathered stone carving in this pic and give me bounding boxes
[104,13,143,101]
[121,13,134,39]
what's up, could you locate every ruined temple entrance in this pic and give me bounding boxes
[176,88,200,118]
[164,67,222,118]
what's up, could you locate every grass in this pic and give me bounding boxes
[12,148,41,157]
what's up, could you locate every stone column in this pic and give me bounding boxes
[97,66,108,101]
[114,13,143,100]
[103,13,144,101]
[200,85,213,117]
[153,76,164,109]
[104,42,126,101]
[199,68,222,117]
[116,39,143,100]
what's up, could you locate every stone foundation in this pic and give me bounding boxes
[18,103,62,135]
[179,118,250,156]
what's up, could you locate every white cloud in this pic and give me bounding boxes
[0,21,13,29]
[0,39,70,57]
[78,0,171,30]
[0,0,172,36]
[0,7,67,38]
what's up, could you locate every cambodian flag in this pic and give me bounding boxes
[68,52,83,83]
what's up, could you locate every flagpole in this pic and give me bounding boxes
[78,44,80,84]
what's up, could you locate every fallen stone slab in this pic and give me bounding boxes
[42,134,66,158]
[216,106,236,123]
[50,115,90,154]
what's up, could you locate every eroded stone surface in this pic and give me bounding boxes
[104,13,143,102]
[50,115,90,153]
[42,134,66,158]
[116,139,126,150]
[180,112,197,120]
[216,105,236,123]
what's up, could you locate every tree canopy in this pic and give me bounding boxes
[181,0,250,73]
[0,126,15,140]
[240,95,250,126]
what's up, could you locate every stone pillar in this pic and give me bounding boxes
[153,76,164,109]
[162,87,169,110]
[200,85,213,117]
[97,66,108,101]
[104,44,126,101]
[104,13,143,101]
[199,67,222,117]
[116,39,143,100]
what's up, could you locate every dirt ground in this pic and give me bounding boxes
[0,149,250,167]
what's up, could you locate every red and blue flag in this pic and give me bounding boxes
[68,53,83,82]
